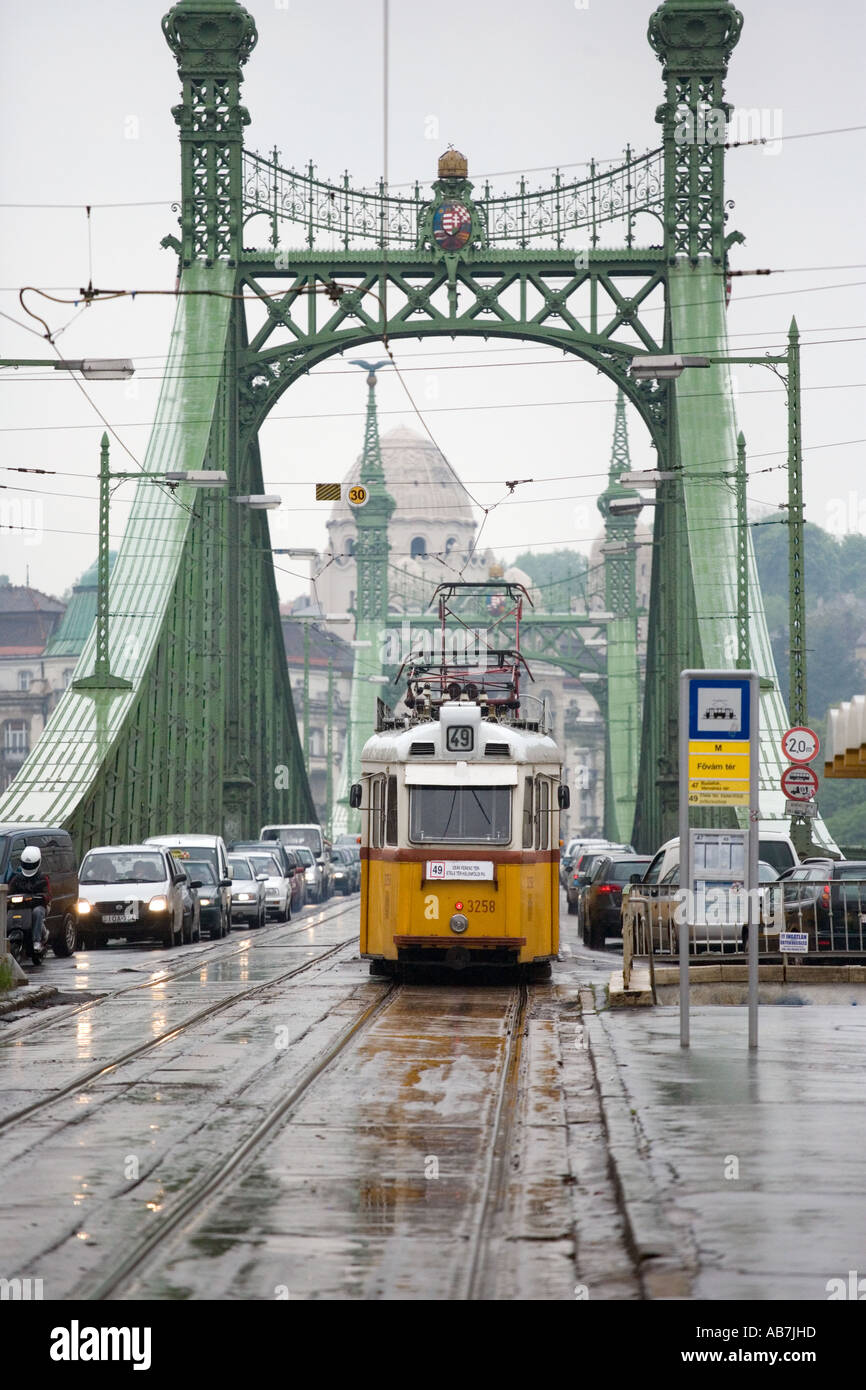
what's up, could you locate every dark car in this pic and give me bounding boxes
[331,847,359,895]
[582,854,653,951]
[183,859,228,939]
[778,860,866,951]
[0,823,79,957]
[566,845,630,917]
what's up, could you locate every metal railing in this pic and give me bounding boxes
[625,880,866,957]
[241,146,664,251]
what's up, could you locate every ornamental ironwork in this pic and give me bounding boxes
[241,145,663,252]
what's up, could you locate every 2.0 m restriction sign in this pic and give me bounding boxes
[782,726,819,764]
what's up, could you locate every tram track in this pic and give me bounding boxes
[0,897,360,1045]
[84,981,402,1301]
[0,925,361,1135]
[462,983,529,1301]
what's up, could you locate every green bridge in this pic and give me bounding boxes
[0,0,832,858]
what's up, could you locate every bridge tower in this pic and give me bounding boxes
[634,0,745,849]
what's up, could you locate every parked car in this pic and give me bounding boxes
[777,860,866,951]
[0,823,79,957]
[227,854,268,928]
[76,845,190,949]
[582,854,653,950]
[627,859,780,954]
[246,849,292,921]
[182,858,228,939]
[331,847,360,895]
[630,832,799,899]
[145,834,232,937]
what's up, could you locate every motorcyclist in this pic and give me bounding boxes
[7,846,51,964]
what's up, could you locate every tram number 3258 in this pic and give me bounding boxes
[462,900,494,913]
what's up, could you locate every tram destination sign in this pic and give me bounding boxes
[425,860,494,881]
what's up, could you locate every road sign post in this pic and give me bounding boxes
[679,670,760,1049]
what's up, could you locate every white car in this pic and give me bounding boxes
[246,850,291,921]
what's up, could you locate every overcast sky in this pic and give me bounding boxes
[1,0,864,604]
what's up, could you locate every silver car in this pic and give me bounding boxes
[294,845,325,903]
[76,845,189,949]
[246,850,291,921]
[227,854,268,928]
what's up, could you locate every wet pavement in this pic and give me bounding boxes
[1,890,863,1300]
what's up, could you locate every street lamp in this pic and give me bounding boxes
[628,354,710,380]
[232,494,281,509]
[607,495,655,518]
[0,357,135,379]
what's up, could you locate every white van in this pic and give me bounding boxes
[638,831,798,887]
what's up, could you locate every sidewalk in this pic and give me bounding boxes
[595,1000,866,1300]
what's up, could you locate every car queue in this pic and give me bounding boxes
[0,820,361,966]
[560,828,866,958]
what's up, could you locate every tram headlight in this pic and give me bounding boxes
[450,912,469,934]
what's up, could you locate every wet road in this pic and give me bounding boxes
[0,893,637,1301]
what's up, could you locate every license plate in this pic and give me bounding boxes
[103,912,134,924]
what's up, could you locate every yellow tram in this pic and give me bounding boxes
[351,583,569,975]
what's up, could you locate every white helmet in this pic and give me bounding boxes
[19,846,42,877]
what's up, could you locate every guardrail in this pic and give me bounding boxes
[624,879,866,957]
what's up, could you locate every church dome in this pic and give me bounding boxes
[328,426,477,529]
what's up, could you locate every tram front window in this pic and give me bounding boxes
[409,786,511,844]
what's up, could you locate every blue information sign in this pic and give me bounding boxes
[687,676,752,742]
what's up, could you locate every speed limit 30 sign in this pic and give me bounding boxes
[781,726,820,764]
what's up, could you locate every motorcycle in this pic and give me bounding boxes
[6,894,46,965]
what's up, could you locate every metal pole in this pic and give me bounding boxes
[303,621,310,768]
[736,431,749,671]
[678,671,690,1048]
[786,320,810,857]
[73,438,130,693]
[748,672,760,1048]
[94,433,111,678]
[326,655,334,840]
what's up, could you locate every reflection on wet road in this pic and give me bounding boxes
[0,894,637,1300]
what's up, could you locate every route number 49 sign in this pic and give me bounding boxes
[782,726,819,764]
